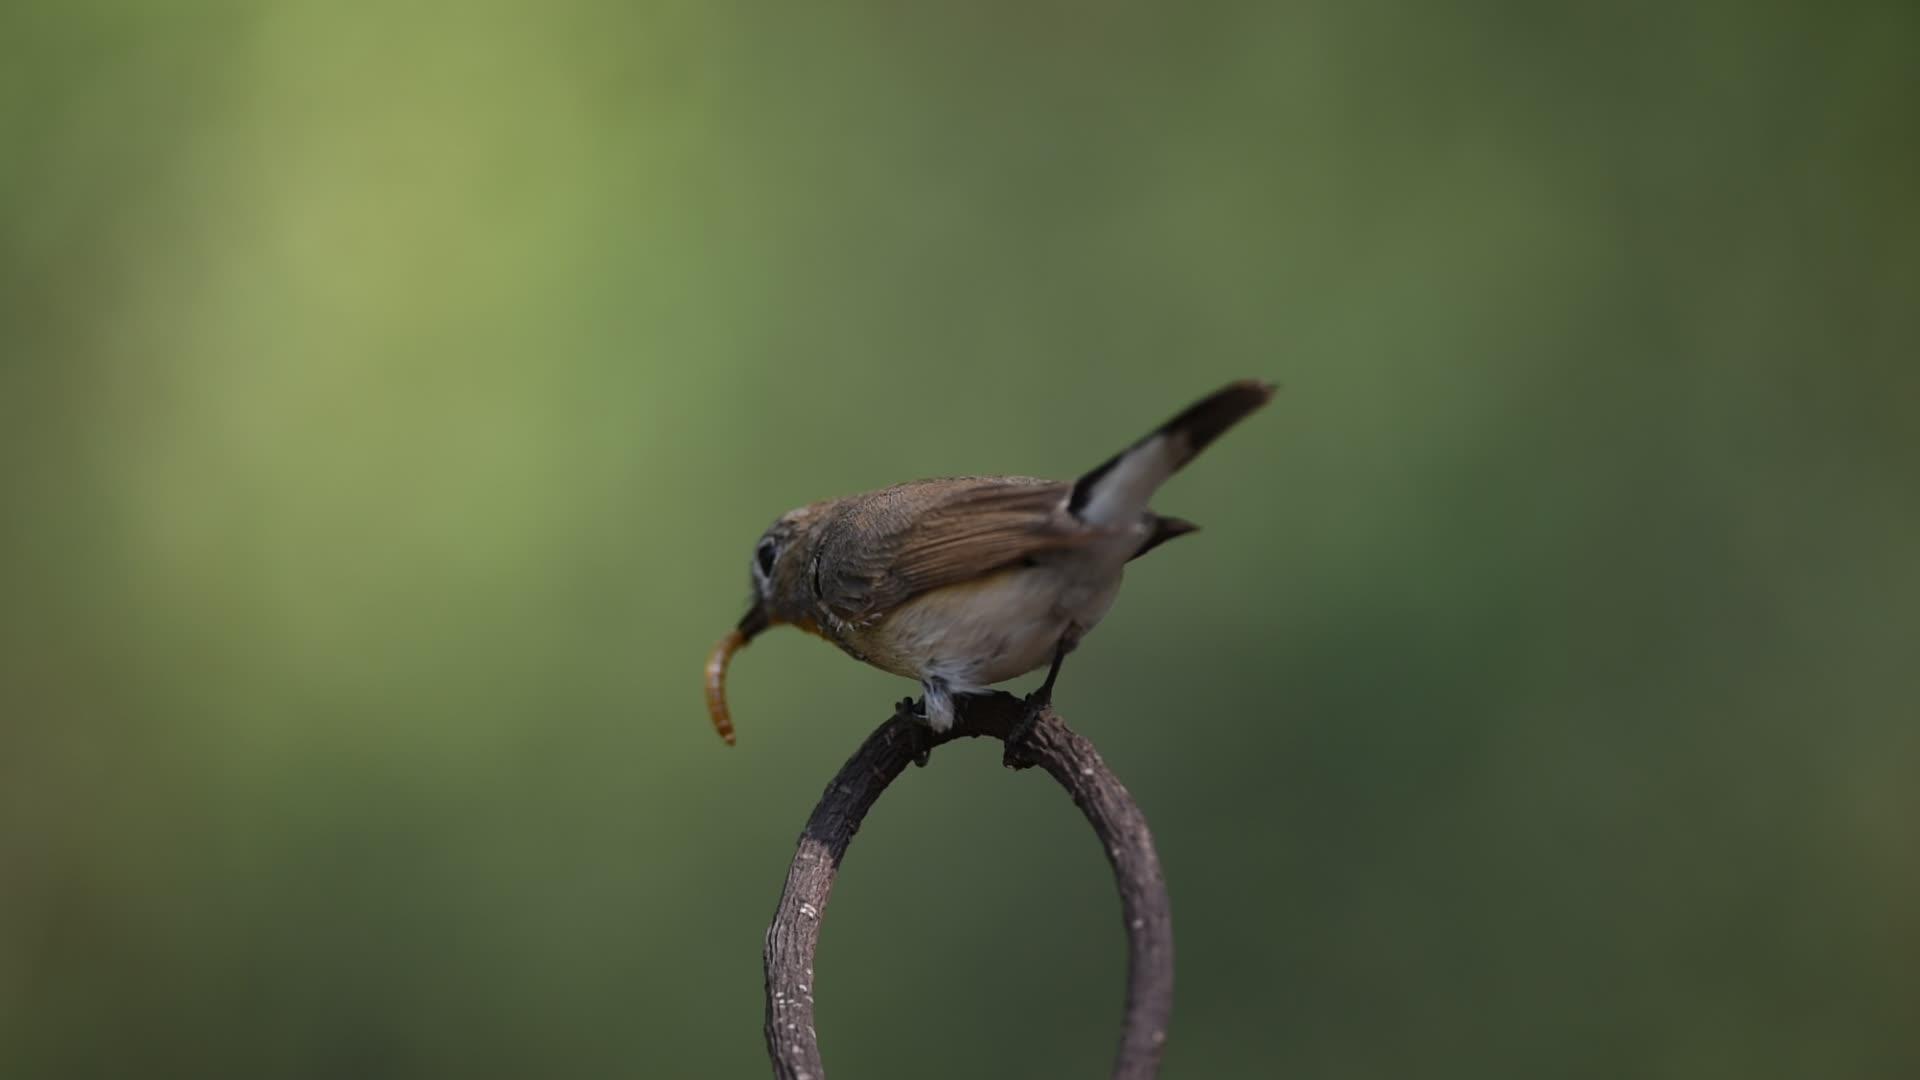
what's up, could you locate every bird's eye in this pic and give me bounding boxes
[755,539,778,578]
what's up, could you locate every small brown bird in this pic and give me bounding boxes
[706,379,1275,746]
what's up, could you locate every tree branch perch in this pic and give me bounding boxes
[763,691,1174,1079]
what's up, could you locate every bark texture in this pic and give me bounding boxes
[764,691,1174,1079]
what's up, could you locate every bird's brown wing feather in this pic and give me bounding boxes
[813,477,1089,623]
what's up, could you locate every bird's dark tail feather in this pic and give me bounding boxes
[1129,514,1200,561]
[1070,379,1275,524]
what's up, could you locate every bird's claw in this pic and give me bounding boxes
[893,697,933,767]
[1004,691,1048,770]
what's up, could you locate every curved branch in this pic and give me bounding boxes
[763,692,1174,1079]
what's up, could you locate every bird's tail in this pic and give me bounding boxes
[1068,379,1275,526]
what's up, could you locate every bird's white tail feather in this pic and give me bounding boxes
[1074,434,1180,526]
[1068,379,1275,527]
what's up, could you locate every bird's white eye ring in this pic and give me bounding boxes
[755,538,778,578]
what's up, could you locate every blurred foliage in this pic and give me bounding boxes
[3,1,1917,1077]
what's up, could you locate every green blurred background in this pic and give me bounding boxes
[4,2,1917,1077]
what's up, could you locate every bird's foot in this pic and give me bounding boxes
[893,696,934,768]
[1004,689,1049,771]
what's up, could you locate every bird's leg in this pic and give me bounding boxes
[891,695,934,768]
[1006,640,1068,769]
[888,677,963,767]
[920,677,957,734]
[1029,640,1068,710]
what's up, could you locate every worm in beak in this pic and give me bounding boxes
[705,604,771,745]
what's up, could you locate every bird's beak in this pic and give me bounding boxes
[736,600,773,641]
[705,600,774,747]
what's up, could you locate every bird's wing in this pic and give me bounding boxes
[813,476,1090,623]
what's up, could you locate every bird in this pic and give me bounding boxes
[705,379,1274,749]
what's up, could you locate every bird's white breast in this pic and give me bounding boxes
[875,554,1126,692]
